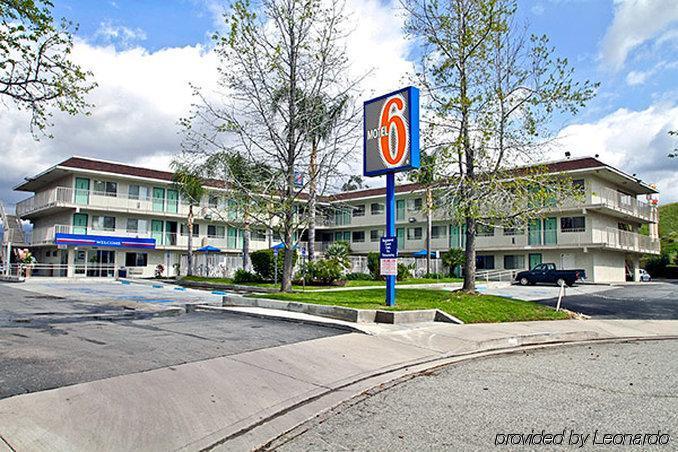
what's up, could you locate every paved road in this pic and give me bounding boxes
[274,340,678,451]
[538,282,678,319]
[0,283,344,399]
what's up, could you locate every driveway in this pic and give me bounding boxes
[272,340,678,451]
[0,282,345,400]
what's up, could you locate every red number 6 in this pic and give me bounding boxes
[379,96,408,166]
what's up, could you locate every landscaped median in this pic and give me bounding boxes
[252,288,570,324]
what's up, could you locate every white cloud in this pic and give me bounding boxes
[600,0,678,71]
[0,41,219,206]
[552,103,678,202]
[94,21,147,48]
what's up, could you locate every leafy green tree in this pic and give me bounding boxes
[341,175,365,192]
[403,0,596,292]
[1,0,96,135]
[171,162,205,276]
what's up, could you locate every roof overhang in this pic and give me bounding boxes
[13,165,72,192]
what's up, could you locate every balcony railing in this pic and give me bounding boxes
[16,186,243,220]
[592,186,657,222]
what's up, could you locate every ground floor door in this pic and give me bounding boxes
[86,250,115,277]
[529,253,542,270]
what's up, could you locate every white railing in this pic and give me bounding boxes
[593,186,657,222]
[4,263,117,278]
[600,227,660,254]
[476,269,519,282]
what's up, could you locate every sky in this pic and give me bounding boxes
[1,0,677,208]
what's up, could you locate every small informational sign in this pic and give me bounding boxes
[363,86,420,177]
[273,248,279,257]
[380,237,398,259]
[380,258,397,276]
[57,244,67,250]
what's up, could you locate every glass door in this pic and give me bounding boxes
[544,217,557,245]
[449,224,460,248]
[151,220,164,245]
[152,187,165,212]
[396,227,404,249]
[528,219,542,246]
[529,253,542,270]
[166,189,179,213]
[396,200,405,221]
[72,213,88,235]
[74,177,90,205]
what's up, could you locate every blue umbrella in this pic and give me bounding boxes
[412,249,430,257]
[196,245,221,253]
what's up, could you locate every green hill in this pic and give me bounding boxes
[658,202,678,258]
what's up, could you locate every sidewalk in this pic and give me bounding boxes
[1,319,676,452]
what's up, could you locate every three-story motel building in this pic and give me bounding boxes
[13,155,659,282]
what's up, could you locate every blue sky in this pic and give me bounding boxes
[1,0,677,205]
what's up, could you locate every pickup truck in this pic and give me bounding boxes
[515,263,586,287]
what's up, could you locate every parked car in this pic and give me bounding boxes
[639,269,652,282]
[515,263,586,287]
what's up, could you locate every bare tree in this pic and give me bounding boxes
[180,0,360,291]
[403,0,597,292]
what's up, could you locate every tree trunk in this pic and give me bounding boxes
[186,205,194,277]
[242,209,251,272]
[281,228,295,292]
[462,215,476,292]
[426,188,432,275]
[308,140,318,261]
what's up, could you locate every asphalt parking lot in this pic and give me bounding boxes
[0,282,345,400]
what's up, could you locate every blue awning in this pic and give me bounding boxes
[412,249,434,257]
[196,245,221,252]
[55,233,155,249]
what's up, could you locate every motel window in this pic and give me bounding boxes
[208,195,219,209]
[334,209,351,226]
[503,226,524,236]
[561,216,585,232]
[572,179,585,193]
[208,225,226,238]
[128,185,149,200]
[504,255,525,270]
[407,227,422,241]
[476,255,495,270]
[126,218,138,233]
[180,223,199,236]
[370,203,384,215]
[353,204,365,217]
[252,229,267,241]
[407,198,422,212]
[352,231,365,243]
[370,229,384,242]
[92,216,116,231]
[431,225,447,239]
[93,180,117,196]
[476,224,495,236]
[125,252,148,267]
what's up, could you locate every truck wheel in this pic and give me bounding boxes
[566,280,575,287]
[556,278,566,287]
[519,277,530,286]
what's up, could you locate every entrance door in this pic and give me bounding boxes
[165,221,178,246]
[528,219,542,246]
[152,187,165,212]
[72,213,88,235]
[529,253,542,270]
[74,177,90,205]
[544,217,557,245]
[449,224,460,249]
[166,189,179,213]
[396,200,405,221]
[151,220,164,245]
[396,227,404,249]
[86,250,115,277]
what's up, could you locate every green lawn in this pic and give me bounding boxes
[180,275,462,290]
[254,288,569,323]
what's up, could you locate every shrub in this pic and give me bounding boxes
[645,253,670,278]
[422,272,444,279]
[233,269,262,284]
[325,241,351,270]
[367,252,381,280]
[345,272,373,281]
[397,262,412,281]
[442,248,465,277]
[297,259,344,284]
[251,248,298,280]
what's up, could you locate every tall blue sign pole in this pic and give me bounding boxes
[364,86,420,307]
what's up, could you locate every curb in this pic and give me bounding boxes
[206,333,678,451]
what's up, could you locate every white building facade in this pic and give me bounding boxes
[13,156,660,282]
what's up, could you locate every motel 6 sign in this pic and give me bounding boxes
[363,86,420,176]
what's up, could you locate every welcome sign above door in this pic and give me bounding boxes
[55,233,156,249]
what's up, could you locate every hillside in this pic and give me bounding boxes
[658,202,678,258]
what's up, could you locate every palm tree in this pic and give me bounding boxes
[407,153,438,275]
[171,163,206,277]
[300,93,348,261]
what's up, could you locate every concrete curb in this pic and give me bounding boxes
[0,275,25,283]
[222,293,464,325]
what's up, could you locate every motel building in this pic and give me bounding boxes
[11,155,660,283]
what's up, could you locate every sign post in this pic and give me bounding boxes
[364,86,420,307]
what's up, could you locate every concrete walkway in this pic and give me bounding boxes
[0,319,676,452]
